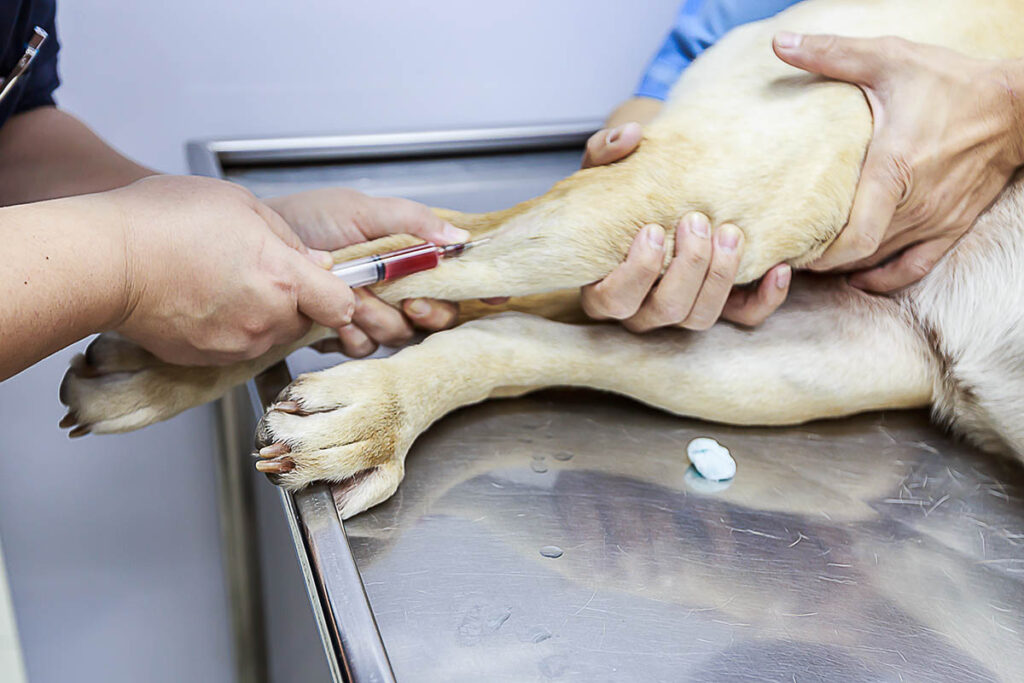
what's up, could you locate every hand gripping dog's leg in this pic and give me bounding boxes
[256,278,938,518]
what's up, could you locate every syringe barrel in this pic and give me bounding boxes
[331,256,383,288]
[330,243,441,288]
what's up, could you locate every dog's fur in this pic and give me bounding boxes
[60,0,1024,519]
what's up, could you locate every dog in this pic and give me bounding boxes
[59,0,1024,520]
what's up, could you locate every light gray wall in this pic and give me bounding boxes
[56,1,677,173]
[0,2,677,682]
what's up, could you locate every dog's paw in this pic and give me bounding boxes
[59,334,227,435]
[254,359,417,519]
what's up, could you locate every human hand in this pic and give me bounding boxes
[266,188,469,356]
[579,124,791,330]
[111,175,356,365]
[774,33,1024,291]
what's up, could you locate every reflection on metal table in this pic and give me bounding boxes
[188,124,1024,683]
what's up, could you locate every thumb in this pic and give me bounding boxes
[290,254,356,330]
[582,122,643,169]
[773,32,885,85]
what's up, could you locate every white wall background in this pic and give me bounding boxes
[0,2,678,682]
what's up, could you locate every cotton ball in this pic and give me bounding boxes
[686,437,736,481]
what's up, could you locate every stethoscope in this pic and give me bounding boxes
[0,26,47,107]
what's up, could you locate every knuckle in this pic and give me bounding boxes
[901,197,935,227]
[879,36,907,58]
[636,259,663,281]
[905,256,933,280]
[581,294,611,320]
[380,327,415,347]
[325,303,355,329]
[738,306,771,327]
[240,316,272,340]
[705,263,735,288]
[238,337,272,361]
[682,243,712,270]
[725,310,756,327]
[345,342,377,359]
[683,315,714,332]
[622,316,654,334]
[586,288,638,320]
[603,301,637,320]
[644,298,686,326]
[851,231,882,259]
[880,151,913,201]
[814,34,839,56]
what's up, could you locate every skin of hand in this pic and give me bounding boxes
[111,176,359,366]
[265,188,470,357]
[774,33,1024,292]
[580,121,792,330]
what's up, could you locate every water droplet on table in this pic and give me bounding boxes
[553,451,574,461]
[539,545,563,558]
[517,625,553,643]
[531,460,549,473]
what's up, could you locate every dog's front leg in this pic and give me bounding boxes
[256,283,937,518]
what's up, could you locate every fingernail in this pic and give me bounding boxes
[775,31,802,49]
[307,249,334,269]
[717,225,741,251]
[645,224,665,249]
[606,125,624,145]
[684,212,711,238]
[776,265,792,289]
[442,223,471,244]
[407,298,431,317]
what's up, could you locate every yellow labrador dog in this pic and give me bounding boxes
[60,0,1024,518]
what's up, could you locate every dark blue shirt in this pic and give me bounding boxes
[636,0,800,100]
[0,0,58,128]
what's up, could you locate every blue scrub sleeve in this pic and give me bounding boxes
[636,0,802,101]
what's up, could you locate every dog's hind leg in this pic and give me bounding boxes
[256,277,937,518]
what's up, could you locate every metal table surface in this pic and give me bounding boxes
[194,126,1024,682]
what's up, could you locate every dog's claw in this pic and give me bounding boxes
[59,411,78,429]
[256,457,295,474]
[68,424,91,438]
[258,443,291,458]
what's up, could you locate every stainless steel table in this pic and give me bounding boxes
[189,125,1024,683]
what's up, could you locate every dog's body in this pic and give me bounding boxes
[61,0,1024,518]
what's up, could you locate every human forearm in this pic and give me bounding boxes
[605,96,663,128]
[0,193,128,379]
[0,107,154,206]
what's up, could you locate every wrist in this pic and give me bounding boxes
[55,191,135,332]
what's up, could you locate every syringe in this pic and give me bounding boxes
[331,238,490,288]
